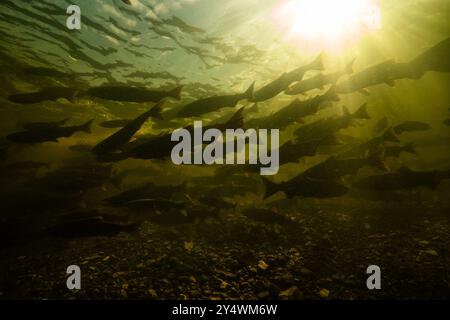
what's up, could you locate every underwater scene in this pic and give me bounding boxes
[0,0,449,300]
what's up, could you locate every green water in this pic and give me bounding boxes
[0,0,449,300]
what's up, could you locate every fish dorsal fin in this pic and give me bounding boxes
[345,58,356,74]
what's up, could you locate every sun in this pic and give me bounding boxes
[271,0,381,52]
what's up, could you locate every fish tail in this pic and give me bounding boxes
[80,119,94,134]
[243,81,255,100]
[150,101,165,120]
[352,103,371,120]
[261,177,281,199]
[169,86,183,100]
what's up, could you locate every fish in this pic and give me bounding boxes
[285,59,354,95]
[128,107,245,160]
[294,103,370,145]
[410,37,450,74]
[46,216,141,238]
[88,85,182,103]
[8,87,78,104]
[252,54,324,102]
[21,118,69,131]
[338,128,400,159]
[299,151,387,181]
[336,60,422,95]
[162,16,206,34]
[175,82,254,118]
[99,119,134,129]
[104,182,186,207]
[22,66,70,78]
[262,175,348,200]
[384,143,417,158]
[92,102,163,156]
[121,0,132,5]
[354,167,450,191]
[7,119,94,144]
[248,86,339,130]
[242,208,294,225]
[393,121,431,135]
[278,140,322,166]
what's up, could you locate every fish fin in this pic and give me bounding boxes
[324,85,340,101]
[352,103,371,120]
[261,177,281,199]
[225,106,246,129]
[150,101,165,120]
[248,103,259,113]
[310,53,325,71]
[80,119,94,134]
[381,128,400,143]
[358,89,370,96]
[169,86,183,100]
[404,142,418,155]
[243,82,255,100]
[345,58,356,74]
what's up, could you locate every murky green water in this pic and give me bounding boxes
[0,0,449,300]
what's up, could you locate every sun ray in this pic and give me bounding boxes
[271,0,381,53]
